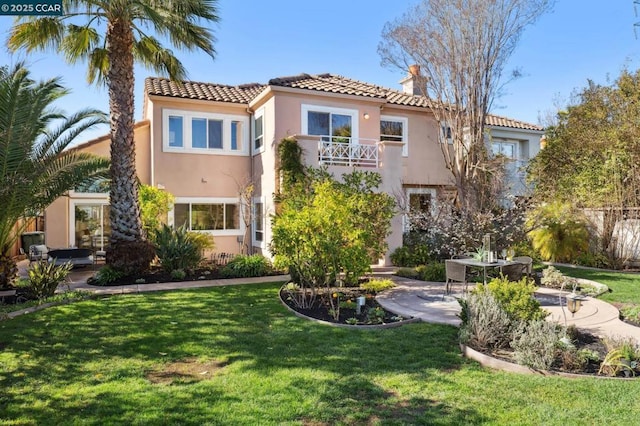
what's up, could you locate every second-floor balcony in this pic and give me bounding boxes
[318,137,379,168]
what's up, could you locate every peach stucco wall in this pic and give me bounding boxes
[44,122,151,249]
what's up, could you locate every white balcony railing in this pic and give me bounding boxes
[318,137,379,168]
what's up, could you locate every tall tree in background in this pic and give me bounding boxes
[8,0,219,274]
[0,63,108,287]
[528,69,640,264]
[379,0,553,213]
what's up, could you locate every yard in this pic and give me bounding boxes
[1,281,640,425]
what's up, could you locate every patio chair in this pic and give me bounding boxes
[500,263,526,282]
[28,245,49,263]
[444,259,468,298]
[513,256,533,276]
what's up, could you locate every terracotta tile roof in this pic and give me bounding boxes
[145,74,541,130]
[484,114,542,131]
[145,77,265,104]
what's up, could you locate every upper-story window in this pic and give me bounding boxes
[302,104,358,143]
[491,141,517,159]
[440,121,453,144]
[380,115,408,156]
[163,109,249,155]
[253,109,264,153]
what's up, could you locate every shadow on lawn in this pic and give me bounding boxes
[0,283,488,424]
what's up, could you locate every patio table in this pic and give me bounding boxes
[450,258,519,284]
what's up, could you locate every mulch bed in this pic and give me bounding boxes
[280,286,407,326]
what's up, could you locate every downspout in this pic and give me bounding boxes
[247,106,254,255]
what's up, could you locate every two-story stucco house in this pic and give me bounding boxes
[43,71,543,264]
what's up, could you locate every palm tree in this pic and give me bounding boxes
[0,63,109,288]
[8,0,219,274]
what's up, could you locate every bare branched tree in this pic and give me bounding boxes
[379,0,553,213]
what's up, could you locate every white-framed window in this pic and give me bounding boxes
[253,108,265,154]
[172,198,242,236]
[403,188,437,231]
[380,115,408,156]
[439,121,453,144]
[252,197,265,247]
[301,104,359,143]
[163,109,249,155]
[491,140,518,159]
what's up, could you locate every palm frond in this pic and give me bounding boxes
[7,18,66,52]
[60,24,100,63]
[0,64,109,255]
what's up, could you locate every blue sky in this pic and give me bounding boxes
[0,0,639,144]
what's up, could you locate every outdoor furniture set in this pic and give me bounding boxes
[444,255,533,297]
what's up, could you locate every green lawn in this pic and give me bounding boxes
[557,266,640,304]
[1,282,640,425]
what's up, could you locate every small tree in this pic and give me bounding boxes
[139,184,174,239]
[270,170,395,308]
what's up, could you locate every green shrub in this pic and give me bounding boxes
[187,231,215,256]
[527,202,589,262]
[574,251,610,269]
[360,278,395,294]
[93,265,124,286]
[16,261,72,300]
[221,254,272,278]
[510,320,559,370]
[458,292,513,351]
[390,244,431,267]
[419,261,446,282]
[395,268,419,279]
[170,269,186,280]
[153,224,202,272]
[475,276,547,322]
[540,266,578,290]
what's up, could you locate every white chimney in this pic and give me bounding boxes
[399,64,423,96]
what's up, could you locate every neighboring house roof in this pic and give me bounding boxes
[145,74,542,131]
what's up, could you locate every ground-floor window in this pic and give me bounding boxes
[173,199,241,234]
[253,199,265,246]
[73,203,110,251]
[403,188,437,232]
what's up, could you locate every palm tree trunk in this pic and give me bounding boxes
[106,18,142,243]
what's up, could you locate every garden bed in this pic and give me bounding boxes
[279,286,413,327]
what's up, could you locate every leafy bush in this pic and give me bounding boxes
[527,202,589,262]
[418,262,446,282]
[540,266,578,290]
[93,265,124,286]
[360,278,395,294]
[395,268,420,279]
[599,337,640,377]
[510,320,559,370]
[221,254,272,278]
[271,170,394,288]
[16,261,72,300]
[574,251,610,269]
[475,276,547,322]
[153,224,202,272]
[139,184,174,237]
[170,269,186,280]
[106,240,156,276]
[187,231,215,257]
[390,240,431,267]
[458,292,513,351]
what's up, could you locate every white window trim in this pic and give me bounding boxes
[301,104,359,142]
[381,115,408,157]
[490,140,519,160]
[172,197,244,236]
[252,107,265,155]
[252,196,266,249]
[162,109,250,156]
[69,197,109,248]
[403,188,437,232]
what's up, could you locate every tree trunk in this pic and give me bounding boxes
[106,19,142,243]
[105,18,154,274]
